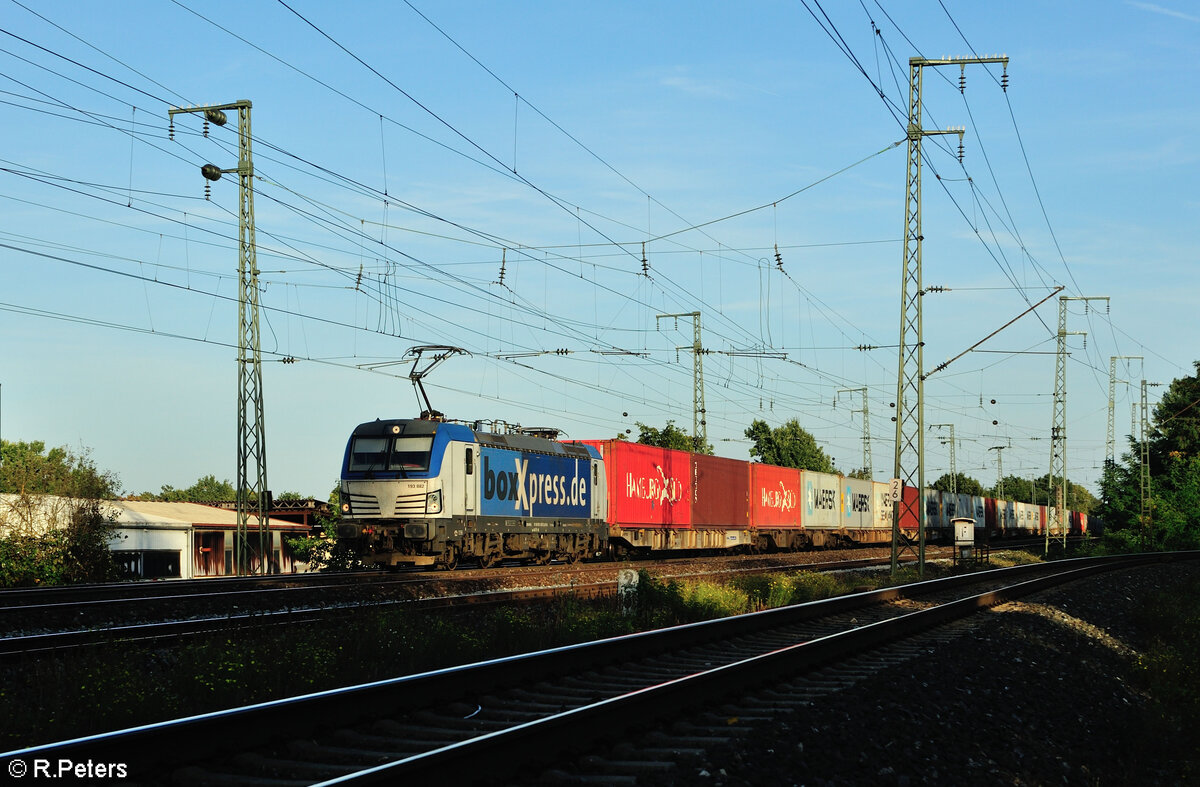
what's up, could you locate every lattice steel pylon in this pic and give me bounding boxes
[929,423,956,495]
[1140,380,1151,547]
[169,101,268,575]
[837,387,872,478]
[1106,355,1143,466]
[988,445,1006,498]
[892,55,1007,577]
[1047,295,1107,554]
[1139,379,1161,549]
[656,312,706,451]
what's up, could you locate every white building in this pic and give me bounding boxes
[0,495,315,579]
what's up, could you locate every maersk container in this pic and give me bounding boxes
[800,470,841,530]
[581,440,693,528]
[692,454,750,527]
[840,477,876,529]
[872,481,893,530]
[750,463,802,528]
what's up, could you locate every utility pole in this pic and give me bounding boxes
[892,55,1008,578]
[1048,295,1107,554]
[929,424,956,495]
[656,312,706,451]
[989,445,1007,498]
[837,387,872,478]
[1139,379,1160,549]
[1106,355,1143,466]
[170,101,269,575]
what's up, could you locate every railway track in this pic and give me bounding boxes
[0,551,933,658]
[0,549,931,652]
[1,552,1166,785]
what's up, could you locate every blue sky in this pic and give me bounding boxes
[0,1,1196,499]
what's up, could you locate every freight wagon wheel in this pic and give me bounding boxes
[531,551,551,566]
[437,545,459,571]
[478,551,502,569]
[562,549,582,565]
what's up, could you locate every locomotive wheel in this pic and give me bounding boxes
[437,545,459,571]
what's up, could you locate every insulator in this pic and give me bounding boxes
[957,140,965,163]
[201,163,223,182]
[641,241,649,276]
[204,108,228,127]
[168,120,174,141]
[1001,70,1009,93]
[774,243,783,271]
[202,119,209,137]
[959,67,966,94]
[204,181,211,201]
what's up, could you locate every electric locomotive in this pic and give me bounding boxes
[337,417,608,568]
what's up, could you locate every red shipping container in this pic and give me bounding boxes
[898,485,921,534]
[581,440,693,528]
[692,454,750,527]
[750,464,802,528]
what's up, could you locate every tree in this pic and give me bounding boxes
[1148,360,1200,470]
[931,473,986,497]
[140,474,235,503]
[0,440,120,586]
[635,420,713,455]
[846,467,873,481]
[287,482,361,572]
[1096,361,1200,550]
[744,419,835,473]
[0,440,120,499]
[991,473,1095,513]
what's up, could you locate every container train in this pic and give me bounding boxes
[337,417,1086,568]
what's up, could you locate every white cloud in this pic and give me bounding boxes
[1126,2,1200,23]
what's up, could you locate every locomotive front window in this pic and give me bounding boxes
[349,437,390,471]
[390,436,433,471]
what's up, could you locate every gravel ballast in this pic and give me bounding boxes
[673,560,1200,786]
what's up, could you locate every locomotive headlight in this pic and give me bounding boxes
[341,501,351,514]
[426,489,442,514]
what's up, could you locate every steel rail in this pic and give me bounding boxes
[0,552,929,645]
[340,557,1161,785]
[0,581,614,659]
[5,552,1173,781]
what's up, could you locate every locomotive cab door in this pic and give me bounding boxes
[591,459,607,522]
[463,444,477,514]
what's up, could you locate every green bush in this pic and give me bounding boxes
[0,501,119,587]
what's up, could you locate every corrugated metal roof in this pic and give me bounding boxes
[117,501,307,530]
[0,494,307,535]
